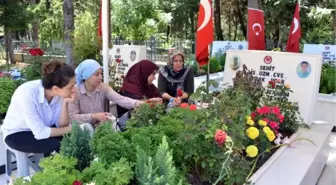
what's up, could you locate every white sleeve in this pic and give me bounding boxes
[18,93,51,140]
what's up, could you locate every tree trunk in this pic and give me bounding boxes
[30,0,39,47]
[63,0,74,67]
[190,12,195,40]
[4,28,15,65]
[234,17,238,41]
[228,8,231,40]
[236,0,247,39]
[214,0,224,40]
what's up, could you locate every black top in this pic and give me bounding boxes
[158,68,194,99]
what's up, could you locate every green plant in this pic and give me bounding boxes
[0,77,16,115]
[135,136,185,185]
[262,82,303,135]
[91,124,134,164]
[319,63,336,94]
[80,158,133,185]
[13,154,80,185]
[21,58,43,81]
[213,50,226,68]
[201,57,222,74]
[127,103,165,128]
[60,123,93,171]
[190,80,219,103]
[74,11,101,65]
[232,64,264,109]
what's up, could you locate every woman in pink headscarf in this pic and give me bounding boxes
[117,60,162,117]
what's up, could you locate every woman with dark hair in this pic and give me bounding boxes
[1,60,76,155]
[117,59,162,117]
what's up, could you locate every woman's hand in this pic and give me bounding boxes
[64,92,76,103]
[149,97,163,104]
[135,100,145,107]
[91,112,110,122]
[174,97,182,106]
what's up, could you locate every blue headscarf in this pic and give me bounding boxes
[75,59,102,85]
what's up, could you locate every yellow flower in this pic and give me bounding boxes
[246,145,258,158]
[246,116,252,120]
[285,83,290,89]
[246,127,259,140]
[258,120,267,126]
[263,126,276,142]
[263,126,271,133]
[247,119,255,126]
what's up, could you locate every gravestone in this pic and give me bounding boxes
[303,44,336,64]
[223,50,322,125]
[109,45,147,87]
[211,41,248,56]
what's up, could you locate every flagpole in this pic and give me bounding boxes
[206,0,214,94]
[102,0,109,83]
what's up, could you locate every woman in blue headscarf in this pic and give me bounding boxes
[68,59,143,130]
[158,50,194,106]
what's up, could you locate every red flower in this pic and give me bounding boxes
[269,121,279,130]
[251,111,257,119]
[189,104,197,111]
[116,58,121,63]
[177,88,183,97]
[262,118,270,123]
[258,106,270,114]
[268,80,275,88]
[271,106,280,114]
[278,114,284,123]
[28,48,44,56]
[215,130,227,147]
[120,75,125,79]
[72,180,82,185]
[146,100,150,103]
[180,103,189,109]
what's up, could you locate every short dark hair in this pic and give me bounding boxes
[41,60,75,89]
[301,61,308,66]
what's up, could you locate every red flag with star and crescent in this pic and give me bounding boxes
[286,2,301,52]
[247,8,265,50]
[97,0,102,47]
[196,0,213,67]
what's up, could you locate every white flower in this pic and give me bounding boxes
[94,157,99,162]
[149,119,153,125]
[85,182,96,185]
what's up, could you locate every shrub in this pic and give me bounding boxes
[0,77,16,115]
[319,63,336,94]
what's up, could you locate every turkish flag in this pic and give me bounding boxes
[247,8,265,50]
[286,3,301,52]
[98,0,102,37]
[196,0,213,67]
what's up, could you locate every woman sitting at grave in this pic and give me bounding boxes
[158,50,194,106]
[68,59,144,131]
[1,60,76,156]
[117,59,162,117]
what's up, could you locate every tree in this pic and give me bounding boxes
[63,0,74,66]
[0,0,32,65]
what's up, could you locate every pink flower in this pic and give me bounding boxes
[180,103,189,109]
[215,130,227,147]
[259,106,270,114]
[271,106,280,114]
[73,180,82,185]
[251,112,257,119]
[278,114,284,123]
[269,121,279,130]
[262,118,270,123]
[189,104,197,111]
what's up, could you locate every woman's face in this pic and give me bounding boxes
[147,70,157,85]
[86,68,103,87]
[55,77,76,98]
[172,55,183,72]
